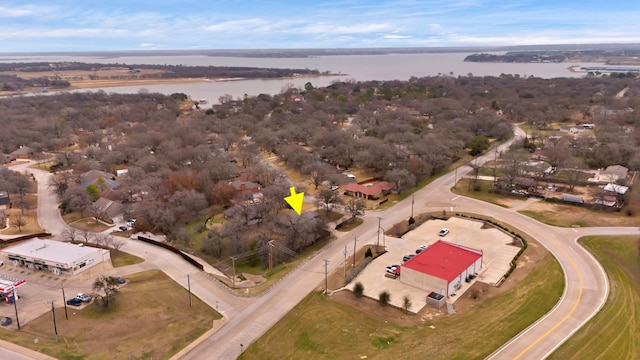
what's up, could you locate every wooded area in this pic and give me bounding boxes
[1,72,639,265]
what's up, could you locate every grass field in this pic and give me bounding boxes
[550,236,640,359]
[451,178,511,208]
[110,249,144,267]
[242,250,563,360]
[0,270,220,360]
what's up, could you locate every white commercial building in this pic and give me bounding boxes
[1,238,109,275]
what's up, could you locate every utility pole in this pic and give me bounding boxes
[454,166,458,189]
[187,274,192,308]
[12,289,20,330]
[50,301,59,343]
[230,256,237,288]
[61,283,68,320]
[376,217,381,248]
[411,194,415,218]
[323,260,329,295]
[268,240,274,275]
[343,245,347,280]
[352,235,357,268]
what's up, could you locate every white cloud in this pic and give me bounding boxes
[0,6,35,17]
[382,35,412,39]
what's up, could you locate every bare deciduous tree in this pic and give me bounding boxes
[10,214,27,233]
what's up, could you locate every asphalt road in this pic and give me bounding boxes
[4,126,639,360]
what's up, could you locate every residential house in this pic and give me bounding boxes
[0,191,9,208]
[80,170,120,189]
[9,146,34,159]
[602,165,629,183]
[343,181,395,200]
[93,197,124,222]
[230,181,261,196]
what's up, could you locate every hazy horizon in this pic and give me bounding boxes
[2,1,640,52]
[2,43,640,58]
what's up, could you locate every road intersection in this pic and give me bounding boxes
[4,129,639,359]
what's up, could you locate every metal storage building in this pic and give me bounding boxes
[400,240,483,298]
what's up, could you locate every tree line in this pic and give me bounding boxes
[1,72,639,265]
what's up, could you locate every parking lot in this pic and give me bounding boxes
[350,216,521,313]
[0,262,114,328]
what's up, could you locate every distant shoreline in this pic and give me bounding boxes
[0,72,346,97]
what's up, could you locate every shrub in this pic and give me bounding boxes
[365,248,373,258]
[402,295,412,314]
[408,217,415,225]
[353,282,364,297]
[379,290,391,306]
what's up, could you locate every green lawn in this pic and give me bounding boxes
[550,236,640,359]
[451,178,510,208]
[243,251,563,360]
[110,250,144,267]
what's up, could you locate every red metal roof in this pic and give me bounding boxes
[403,240,482,282]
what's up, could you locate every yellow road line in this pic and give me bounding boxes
[513,241,583,359]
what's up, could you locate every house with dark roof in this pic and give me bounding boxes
[343,181,394,200]
[93,197,123,221]
[0,191,9,207]
[400,240,483,298]
[80,170,120,189]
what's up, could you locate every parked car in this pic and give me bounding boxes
[329,185,340,191]
[118,225,128,231]
[1,317,11,326]
[76,293,92,303]
[66,298,83,306]
[438,228,450,236]
[415,244,427,254]
[403,254,415,262]
[385,265,398,274]
[113,276,126,284]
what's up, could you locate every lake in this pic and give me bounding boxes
[0,52,604,104]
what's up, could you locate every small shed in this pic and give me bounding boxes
[562,193,584,204]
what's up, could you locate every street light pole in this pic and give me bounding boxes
[376,217,381,248]
[61,283,68,320]
[343,245,347,280]
[230,257,237,288]
[50,301,59,343]
[187,274,192,308]
[12,288,20,330]
[411,194,415,218]
[352,235,357,268]
[323,259,329,295]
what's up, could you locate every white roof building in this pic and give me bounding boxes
[1,238,109,275]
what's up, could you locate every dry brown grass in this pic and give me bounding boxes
[0,209,44,235]
[0,270,220,360]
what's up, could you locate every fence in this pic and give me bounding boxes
[137,235,204,271]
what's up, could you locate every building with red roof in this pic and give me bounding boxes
[400,240,482,297]
[343,181,394,200]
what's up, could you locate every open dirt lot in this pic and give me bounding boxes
[346,216,521,314]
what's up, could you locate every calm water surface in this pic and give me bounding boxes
[0,53,603,104]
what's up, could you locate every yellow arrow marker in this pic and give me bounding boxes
[284,186,304,215]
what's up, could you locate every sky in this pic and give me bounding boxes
[1,0,640,52]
